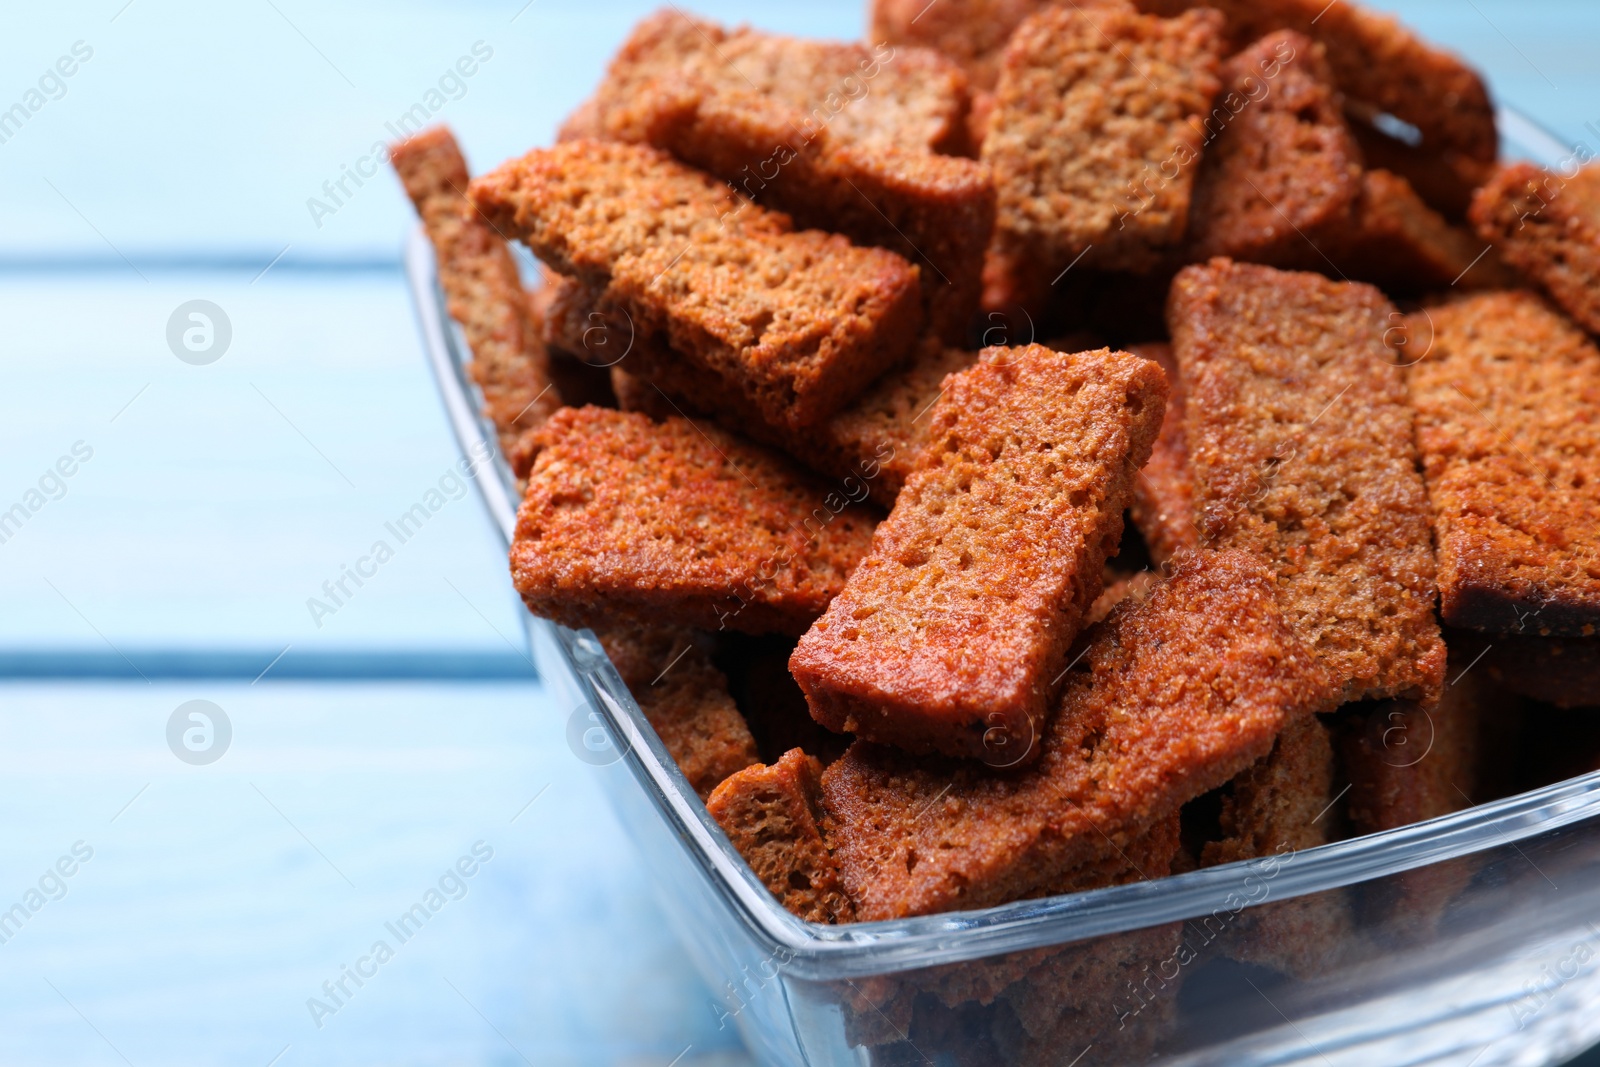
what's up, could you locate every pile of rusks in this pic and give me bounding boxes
[394,0,1599,949]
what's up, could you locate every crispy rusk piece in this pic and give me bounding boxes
[706,748,855,923]
[820,550,1336,920]
[982,0,1225,290]
[1126,341,1201,565]
[1171,259,1446,705]
[1479,635,1600,710]
[1471,162,1600,335]
[390,126,561,476]
[470,141,922,430]
[1406,291,1600,636]
[1202,713,1336,868]
[546,272,976,508]
[593,623,759,799]
[570,11,991,343]
[1328,169,1514,292]
[1138,0,1497,163]
[1185,32,1363,265]
[1348,109,1494,222]
[792,345,1168,763]
[510,406,877,636]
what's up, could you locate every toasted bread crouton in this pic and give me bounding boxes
[1471,162,1600,335]
[511,406,877,636]
[707,748,855,923]
[1406,291,1600,636]
[1329,169,1514,292]
[820,550,1335,919]
[1139,0,1497,162]
[470,141,923,430]
[792,345,1168,763]
[569,10,992,342]
[391,127,561,475]
[1185,32,1363,265]
[982,0,1225,296]
[1170,259,1446,705]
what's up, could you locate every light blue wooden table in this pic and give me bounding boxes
[2,2,1597,1064]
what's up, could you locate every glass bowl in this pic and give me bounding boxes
[403,107,1600,1067]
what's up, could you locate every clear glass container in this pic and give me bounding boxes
[403,108,1600,1066]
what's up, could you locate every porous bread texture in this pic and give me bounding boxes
[792,344,1168,764]
[390,126,560,476]
[469,140,922,431]
[820,550,1335,920]
[1184,32,1363,265]
[1406,290,1600,636]
[706,748,855,923]
[1170,258,1447,706]
[982,0,1225,290]
[510,406,877,636]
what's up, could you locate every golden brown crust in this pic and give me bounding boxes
[572,11,992,344]
[983,1,1225,283]
[1406,291,1600,636]
[792,345,1168,763]
[1138,0,1498,162]
[510,406,877,636]
[1170,258,1446,706]
[706,749,855,923]
[1328,169,1515,292]
[469,140,923,430]
[820,550,1336,920]
[1126,341,1201,565]
[1185,32,1363,265]
[390,126,561,475]
[593,623,759,799]
[1201,713,1335,867]
[1471,162,1600,335]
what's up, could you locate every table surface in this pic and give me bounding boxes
[3,2,1598,1064]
